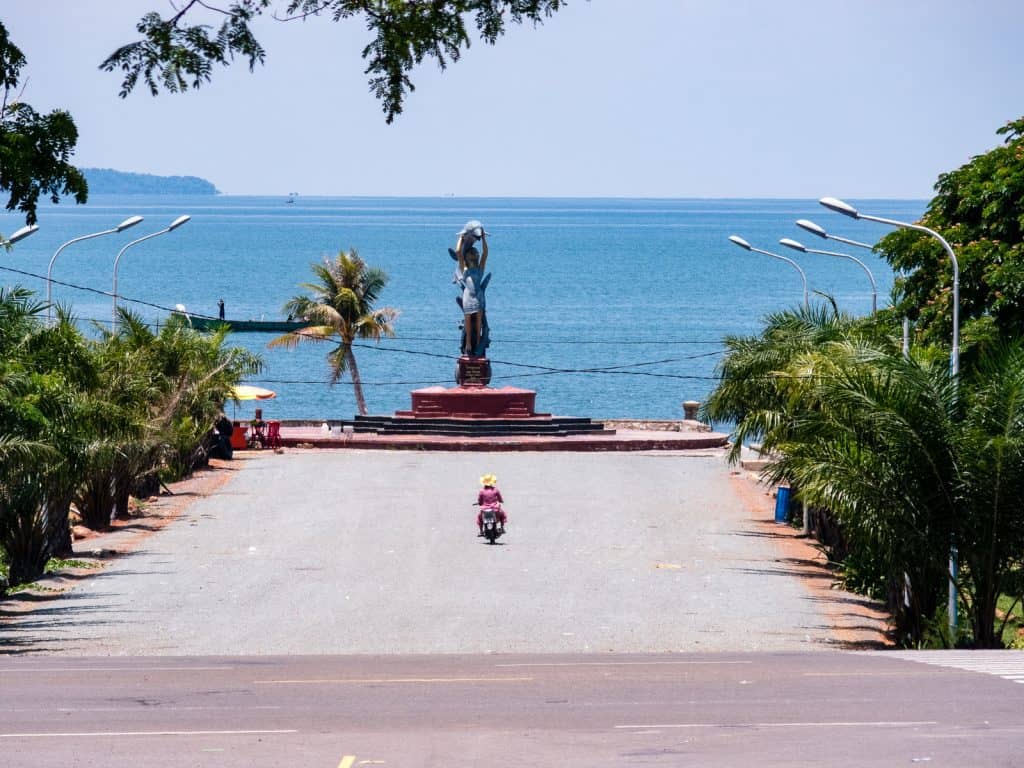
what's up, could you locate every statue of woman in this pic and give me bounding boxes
[451,221,490,356]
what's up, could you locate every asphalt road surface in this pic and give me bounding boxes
[5,450,843,655]
[4,450,1024,765]
[3,651,1024,767]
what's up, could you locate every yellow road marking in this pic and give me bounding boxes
[338,757,355,768]
[256,676,533,685]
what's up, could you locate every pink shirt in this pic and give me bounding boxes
[478,487,503,508]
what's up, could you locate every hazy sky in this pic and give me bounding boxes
[6,1,1023,197]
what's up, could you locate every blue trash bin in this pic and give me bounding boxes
[775,486,792,523]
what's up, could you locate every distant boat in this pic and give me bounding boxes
[286,192,298,204]
[172,312,307,333]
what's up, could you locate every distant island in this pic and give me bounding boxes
[82,168,220,195]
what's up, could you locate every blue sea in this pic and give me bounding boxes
[1,196,926,422]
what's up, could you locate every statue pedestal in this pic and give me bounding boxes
[396,356,543,419]
[400,385,540,419]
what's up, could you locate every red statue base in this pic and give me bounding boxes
[397,356,545,419]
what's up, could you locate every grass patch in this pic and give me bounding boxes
[8,582,63,594]
[998,594,1024,649]
[45,557,101,572]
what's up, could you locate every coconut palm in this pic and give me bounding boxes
[270,249,398,416]
[703,303,875,462]
[0,288,65,582]
[767,341,1024,647]
[763,343,956,645]
[955,343,1024,646]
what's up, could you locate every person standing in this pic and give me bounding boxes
[218,298,225,320]
[214,413,234,460]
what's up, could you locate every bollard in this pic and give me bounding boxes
[682,400,700,420]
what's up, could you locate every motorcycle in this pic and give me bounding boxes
[478,505,505,544]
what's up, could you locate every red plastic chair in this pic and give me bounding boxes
[266,420,282,449]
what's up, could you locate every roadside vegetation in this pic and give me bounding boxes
[706,117,1024,649]
[0,289,260,594]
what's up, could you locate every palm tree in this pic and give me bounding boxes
[766,341,1024,647]
[270,249,398,416]
[764,343,957,645]
[703,303,872,462]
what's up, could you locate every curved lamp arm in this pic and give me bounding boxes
[820,198,958,375]
[729,235,809,308]
[112,216,190,328]
[48,216,143,323]
[780,237,877,314]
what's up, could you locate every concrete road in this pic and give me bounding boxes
[3,651,1024,767]
[3,450,843,655]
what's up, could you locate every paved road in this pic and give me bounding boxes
[3,449,843,654]
[3,651,1024,767]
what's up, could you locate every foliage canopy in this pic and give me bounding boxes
[881,116,1024,352]
[101,0,569,123]
[0,22,88,226]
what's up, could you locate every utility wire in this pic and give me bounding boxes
[2,264,729,386]
[0,265,735,346]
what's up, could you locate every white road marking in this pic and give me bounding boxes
[496,660,752,668]
[255,676,533,685]
[803,671,923,677]
[5,705,282,713]
[0,666,233,674]
[0,729,297,739]
[616,721,938,730]
[867,650,1024,685]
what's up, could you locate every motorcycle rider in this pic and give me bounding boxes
[477,473,507,536]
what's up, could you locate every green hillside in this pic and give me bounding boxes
[83,168,219,195]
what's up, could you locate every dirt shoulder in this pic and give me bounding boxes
[728,467,894,649]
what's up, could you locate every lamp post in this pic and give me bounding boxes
[819,196,960,633]
[779,237,878,313]
[47,216,143,323]
[112,215,191,328]
[1,223,39,246]
[728,235,809,308]
[798,217,910,357]
[821,198,959,375]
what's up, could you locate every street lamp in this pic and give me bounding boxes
[798,218,910,357]
[821,197,959,376]
[795,218,875,251]
[820,196,960,633]
[728,235,809,308]
[112,215,191,328]
[1,223,39,246]
[779,237,878,313]
[47,215,144,323]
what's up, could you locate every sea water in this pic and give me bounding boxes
[1,196,925,421]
